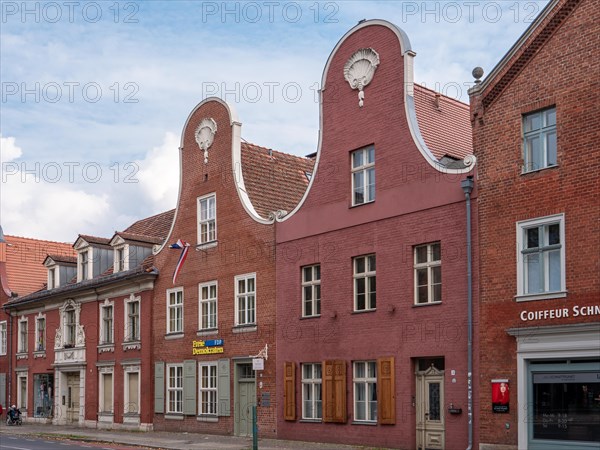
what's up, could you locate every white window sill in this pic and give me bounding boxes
[197,415,218,422]
[521,164,558,175]
[98,344,115,353]
[300,315,321,320]
[351,420,377,426]
[165,413,184,420]
[413,301,442,308]
[232,325,257,333]
[33,351,46,359]
[352,308,376,314]
[300,418,322,423]
[515,291,567,302]
[350,199,375,208]
[122,341,141,351]
[16,353,28,360]
[197,329,219,337]
[196,241,218,250]
[165,333,184,340]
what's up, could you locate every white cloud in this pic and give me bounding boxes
[135,132,179,211]
[1,136,109,240]
[1,135,23,162]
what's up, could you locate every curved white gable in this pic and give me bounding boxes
[155,97,271,255]
[278,19,476,223]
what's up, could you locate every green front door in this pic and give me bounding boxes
[235,363,256,436]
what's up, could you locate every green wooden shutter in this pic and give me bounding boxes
[183,360,197,415]
[217,359,230,416]
[0,373,6,408]
[154,362,165,414]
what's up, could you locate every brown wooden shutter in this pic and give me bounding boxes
[377,356,396,424]
[323,360,347,423]
[283,362,296,421]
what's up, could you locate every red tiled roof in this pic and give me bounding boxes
[241,142,315,219]
[45,254,77,265]
[2,235,75,297]
[113,231,164,246]
[124,209,174,242]
[77,234,112,247]
[413,84,472,160]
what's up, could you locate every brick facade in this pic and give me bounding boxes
[150,98,310,437]
[470,0,600,448]
[276,21,479,449]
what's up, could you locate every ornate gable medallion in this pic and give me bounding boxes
[343,48,380,108]
[195,118,217,164]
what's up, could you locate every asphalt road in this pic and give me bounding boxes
[0,434,144,450]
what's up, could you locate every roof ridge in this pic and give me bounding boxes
[241,141,314,162]
[414,83,470,109]
[4,235,72,246]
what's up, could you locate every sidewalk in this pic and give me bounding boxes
[0,421,376,450]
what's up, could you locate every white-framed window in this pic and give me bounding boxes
[235,274,256,326]
[125,295,140,342]
[114,245,128,272]
[199,362,218,416]
[517,214,565,298]
[0,320,8,355]
[99,368,114,414]
[351,145,375,205]
[199,281,218,330]
[167,364,183,413]
[302,363,322,420]
[167,288,184,334]
[414,242,442,305]
[48,267,57,289]
[98,366,114,414]
[353,361,377,422]
[99,301,114,345]
[17,372,27,411]
[78,249,90,281]
[124,366,140,415]
[198,194,217,245]
[354,255,376,311]
[35,314,46,352]
[65,306,77,346]
[302,265,321,317]
[18,316,28,353]
[523,106,557,172]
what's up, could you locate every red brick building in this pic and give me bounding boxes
[275,20,479,449]
[1,211,172,430]
[151,98,312,437]
[0,229,75,412]
[469,0,600,449]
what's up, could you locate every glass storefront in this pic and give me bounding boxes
[33,374,54,418]
[529,361,600,447]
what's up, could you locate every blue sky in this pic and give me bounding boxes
[1,0,551,241]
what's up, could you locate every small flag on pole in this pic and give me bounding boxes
[170,239,190,284]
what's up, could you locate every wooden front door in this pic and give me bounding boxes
[234,363,256,437]
[66,372,80,423]
[416,365,445,450]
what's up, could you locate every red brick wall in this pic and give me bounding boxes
[276,22,479,449]
[152,99,278,436]
[471,0,600,446]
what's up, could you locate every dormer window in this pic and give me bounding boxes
[48,267,57,289]
[79,249,90,281]
[113,245,129,272]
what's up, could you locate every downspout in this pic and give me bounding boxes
[461,175,474,450]
[7,307,13,407]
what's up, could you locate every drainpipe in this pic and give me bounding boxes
[461,176,474,450]
[7,308,13,407]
